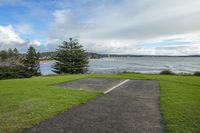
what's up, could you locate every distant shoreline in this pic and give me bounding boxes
[40,56,200,64]
[97,55,200,58]
[39,51,200,61]
[40,60,55,64]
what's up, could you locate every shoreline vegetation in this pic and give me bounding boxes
[0,47,41,80]
[40,60,55,64]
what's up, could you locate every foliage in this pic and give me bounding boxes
[0,66,29,80]
[24,46,41,77]
[0,47,41,80]
[53,38,89,74]
[0,48,20,59]
[0,50,9,60]
[121,70,140,74]
[13,48,19,55]
[0,48,26,80]
[39,51,104,60]
[160,69,175,75]
[193,71,200,76]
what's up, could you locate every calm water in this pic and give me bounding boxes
[40,57,200,75]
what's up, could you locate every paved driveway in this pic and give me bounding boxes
[23,78,165,133]
[55,78,126,92]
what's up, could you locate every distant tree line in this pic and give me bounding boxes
[39,51,103,60]
[39,52,200,60]
[0,46,41,80]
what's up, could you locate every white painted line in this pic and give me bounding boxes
[104,79,130,94]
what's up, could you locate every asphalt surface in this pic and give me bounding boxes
[23,79,165,133]
[55,78,125,92]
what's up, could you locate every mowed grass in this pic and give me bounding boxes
[0,74,200,133]
[0,75,101,133]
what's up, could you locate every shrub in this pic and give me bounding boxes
[0,66,30,80]
[193,71,200,76]
[121,71,139,74]
[160,69,175,75]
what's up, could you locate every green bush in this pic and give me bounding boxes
[193,71,200,76]
[0,66,30,80]
[160,69,175,75]
[120,71,140,74]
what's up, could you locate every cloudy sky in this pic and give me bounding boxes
[0,0,200,55]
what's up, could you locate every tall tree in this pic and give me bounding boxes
[53,38,89,74]
[8,48,14,57]
[0,50,9,60]
[13,48,19,57]
[24,46,41,76]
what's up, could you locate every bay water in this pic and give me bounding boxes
[40,57,200,75]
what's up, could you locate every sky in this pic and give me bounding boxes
[0,0,200,55]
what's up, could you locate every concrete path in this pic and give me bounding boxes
[23,79,165,133]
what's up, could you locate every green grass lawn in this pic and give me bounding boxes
[0,74,200,133]
[0,75,101,133]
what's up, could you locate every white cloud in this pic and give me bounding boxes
[0,25,41,51]
[46,0,200,55]
[53,9,72,25]
[28,40,41,46]
[48,9,76,40]
[0,25,25,45]
[1,0,200,55]
[15,23,34,35]
[155,44,200,55]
